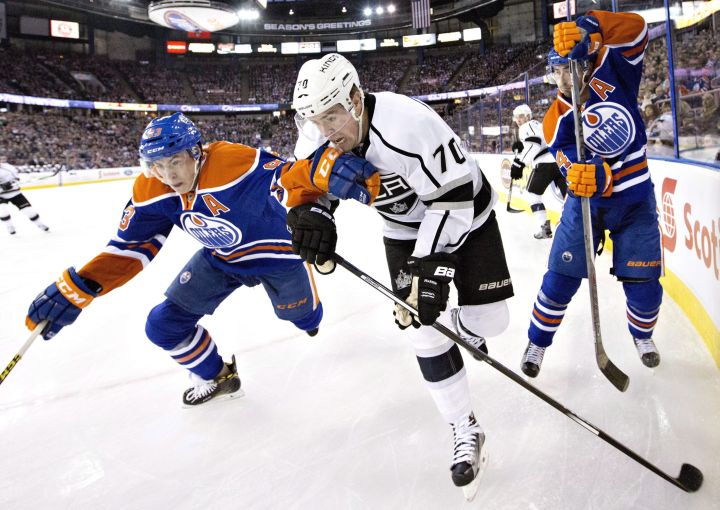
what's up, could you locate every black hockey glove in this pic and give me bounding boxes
[1,181,16,191]
[286,203,337,266]
[407,254,456,326]
[511,141,524,153]
[510,158,525,180]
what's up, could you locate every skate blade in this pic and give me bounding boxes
[462,447,489,502]
[181,388,245,409]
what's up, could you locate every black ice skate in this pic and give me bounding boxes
[633,337,660,368]
[306,327,319,337]
[451,308,487,360]
[521,341,546,378]
[182,355,243,407]
[450,412,488,501]
[533,220,552,239]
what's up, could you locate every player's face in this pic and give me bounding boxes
[308,103,359,153]
[552,63,591,101]
[150,151,197,194]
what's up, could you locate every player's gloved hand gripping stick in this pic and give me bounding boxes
[561,13,628,392]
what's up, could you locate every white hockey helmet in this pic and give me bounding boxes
[292,53,366,149]
[293,53,362,119]
[512,104,532,122]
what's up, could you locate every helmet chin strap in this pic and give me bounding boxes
[188,146,205,193]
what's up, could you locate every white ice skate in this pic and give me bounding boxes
[450,413,489,501]
[633,337,660,368]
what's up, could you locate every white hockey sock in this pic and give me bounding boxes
[528,193,547,226]
[0,204,14,232]
[21,206,48,230]
[410,329,474,424]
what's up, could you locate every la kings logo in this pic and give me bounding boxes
[373,174,418,216]
[394,269,412,291]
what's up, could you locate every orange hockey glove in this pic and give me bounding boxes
[566,157,612,198]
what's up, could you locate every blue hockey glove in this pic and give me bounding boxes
[407,254,456,326]
[26,268,99,339]
[310,147,380,205]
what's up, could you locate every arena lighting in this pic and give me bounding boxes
[148,1,239,32]
[237,8,259,20]
[363,7,372,16]
[188,42,215,53]
[341,6,347,13]
[376,7,383,15]
[387,4,395,14]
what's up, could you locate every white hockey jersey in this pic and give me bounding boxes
[517,119,555,167]
[294,92,497,258]
[0,162,22,199]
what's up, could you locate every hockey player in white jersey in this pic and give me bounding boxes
[281,53,514,500]
[0,154,49,235]
[510,104,567,239]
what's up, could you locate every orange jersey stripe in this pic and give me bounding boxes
[613,161,648,181]
[214,244,294,261]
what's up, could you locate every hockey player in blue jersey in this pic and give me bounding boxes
[521,10,663,377]
[25,113,369,406]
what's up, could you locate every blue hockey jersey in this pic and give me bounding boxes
[543,10,651,206]
[79,141,300,294]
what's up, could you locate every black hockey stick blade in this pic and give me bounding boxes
[677,463,703,492]
[506,202,524,214]
[599,358,629,392]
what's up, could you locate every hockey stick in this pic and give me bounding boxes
[333,254,703,493]
[0,320,47,386]
[568,60,629,392]
[506,151,524,214]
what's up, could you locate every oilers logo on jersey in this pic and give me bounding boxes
[582,103,636,157]
[180,212,243,248]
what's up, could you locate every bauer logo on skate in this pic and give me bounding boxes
[582,103,636,157]
[180,212,242,248]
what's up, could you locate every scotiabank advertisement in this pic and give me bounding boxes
[650,160,720,334]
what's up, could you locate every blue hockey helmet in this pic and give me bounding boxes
[138,112,203,164]
[547,48,569,68]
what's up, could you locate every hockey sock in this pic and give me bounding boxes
[528,270,581,347]
[528,193,547,226]
[146,301,224,380]
[411,330,472,424]
[623,280,662,339]
[20,206,48,230]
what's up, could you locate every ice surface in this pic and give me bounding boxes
[0,178,717,510]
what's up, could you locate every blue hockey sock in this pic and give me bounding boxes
[528,271,581,347]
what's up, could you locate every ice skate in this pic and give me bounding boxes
[450,308,487,360]
[633,338,660,368]
[533,220,552,239]
[306,327,319,337]
[450,412,488,501]
[182,355,243,407]
[521,341,546,378]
